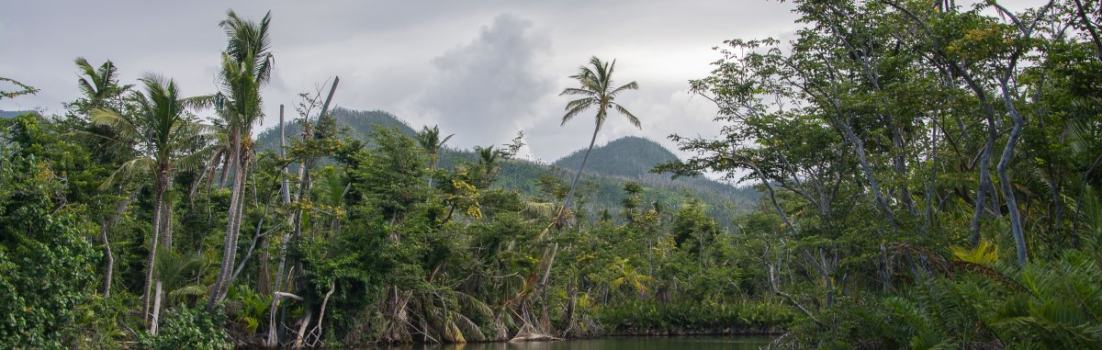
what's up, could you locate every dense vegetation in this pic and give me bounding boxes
[659,0,1102,348]
[0,0,1100,349]
[254,109,758,227]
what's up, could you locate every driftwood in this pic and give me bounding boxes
[508,323,563,342]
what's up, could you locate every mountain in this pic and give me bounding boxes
[553,137,759,223]
[0,110,33,118]
[255,108,414,151]
[255,108,759,226]
[554,136,679,178]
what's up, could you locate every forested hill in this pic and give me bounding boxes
[554,136,679,178]
[255,108,759,225]
[254,107,414,151]
[0,110,32,118]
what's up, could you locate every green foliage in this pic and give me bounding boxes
[140,306,229,350]
[0,117,100,349]
[596,300,794,334]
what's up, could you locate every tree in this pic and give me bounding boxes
[209,10,274,308]
[92,75,208,330]
[416,125,453,187]
[74,57,132,109]
[559,56,641,217]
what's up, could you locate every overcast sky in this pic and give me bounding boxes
[0,0,1039,163]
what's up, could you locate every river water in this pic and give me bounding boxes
[379,337,772,350]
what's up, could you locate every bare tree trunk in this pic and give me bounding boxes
[268,109,292,348]
[997,79,1028,266]
[101,193,132,298]
[293,311,312,350]
[267,77,338,345]
[839,119,898,228]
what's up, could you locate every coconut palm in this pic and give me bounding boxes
[209,10,275,308]
[75,57,131,109]
[73,58,132,299]
[92,74,209,330]
[559,56,640,215]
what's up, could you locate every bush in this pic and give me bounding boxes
[595,300,794,334]
[0,151,100,348]
[141,306,229,350]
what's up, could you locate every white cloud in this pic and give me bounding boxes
[414,14,554,150]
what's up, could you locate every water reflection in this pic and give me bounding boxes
[379,337,770,350]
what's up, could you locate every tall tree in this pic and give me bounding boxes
[92,75,207,330]
[74,57,131,109]
[558,56,641,217]
[208,10,274,308]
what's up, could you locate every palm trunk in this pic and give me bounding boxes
[161,197,173,248]
[143,169,168,326]
[150,281,163,336]
[562,124,601,212]
[209,132,245,308]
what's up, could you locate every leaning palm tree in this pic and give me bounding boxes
[559,56,640,214]
[208,10,275,308]
[520,57,640,337]
[92,75,209,331]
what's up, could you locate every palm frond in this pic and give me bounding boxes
[610,81,639,96]
[613,103,641,128]
[560,87,596,97]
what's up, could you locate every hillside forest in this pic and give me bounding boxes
[1,0,1102,349]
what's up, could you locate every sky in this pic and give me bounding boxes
[0,0,1040,163]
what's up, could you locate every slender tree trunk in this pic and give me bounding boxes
[210,132,244,308]
[100,193,132,298]
[562,124,601,213]
[161,197,173,249]
[839,118,898,228]
[959,73,1000,246]
[997,79,1028,266]
[150,281,163,335]
[268,108,292,348]
[144,170,167,326]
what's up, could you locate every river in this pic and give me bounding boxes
[378,336,772,350]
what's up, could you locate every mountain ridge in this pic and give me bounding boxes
[255,108,759,225]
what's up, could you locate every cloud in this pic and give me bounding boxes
[415,14,554,150]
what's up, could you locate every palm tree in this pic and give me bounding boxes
[75,57,131,109]
[559,56,640,215]
[209,10,274,308]
[475,145,501,188]
[417,125,453,186]
[92,75,208,330]
[73,57,132,299]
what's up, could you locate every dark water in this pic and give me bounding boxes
[379,337,771,350]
